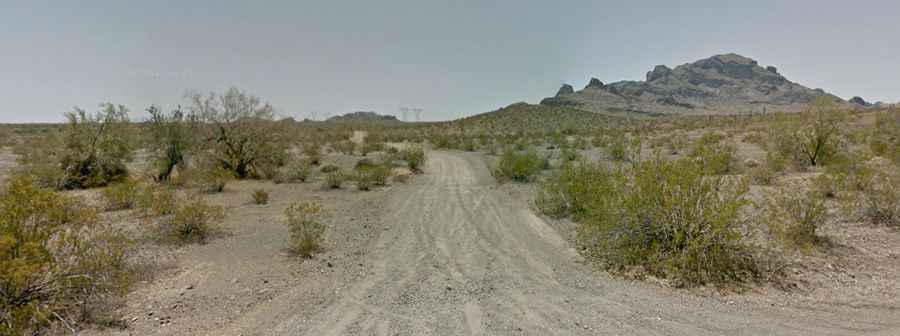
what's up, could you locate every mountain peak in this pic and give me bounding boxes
[541,54,842,116]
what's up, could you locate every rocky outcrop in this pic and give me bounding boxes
[849,96,872,107]
[540,53,844,116]
[646,65,672,82]
[556,84,575,96]
[585,78,605,89]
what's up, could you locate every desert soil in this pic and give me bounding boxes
[92,150,900,336]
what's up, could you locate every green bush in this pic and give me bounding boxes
[187,166,233,193]
[101,179,142,211]
[59,104,134,189]
[136,185,178,217]
[285,202,326,258]
[689,132,738,175]
[547,158,756,286]
[763,188,827,251]
[1,175,134,334]
[354,164,391,190]
[187,88,288,179]
[145,105,197,183]
[323,171,345,189]
[772,97,845,168]
[273,161,311,184]
[401,146,426,173]
[161,201,224,244]
[493,148,543,182]
[252,189,270,205]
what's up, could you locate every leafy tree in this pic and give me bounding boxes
[187,87,287,179]
[145,105,198,182]
[59,103,133,189]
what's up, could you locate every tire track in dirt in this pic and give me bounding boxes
[224,151,900,335]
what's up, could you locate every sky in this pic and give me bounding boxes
[1,0,898,123]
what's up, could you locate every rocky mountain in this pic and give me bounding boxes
[325,111,400,123]
[541,53,845,116]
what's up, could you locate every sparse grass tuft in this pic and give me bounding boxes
[252,189,270,205]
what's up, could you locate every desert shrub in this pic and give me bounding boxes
[323,171,345,189]
[161,201,224,244]
[772,97,845,168]
[273,161,312,184]
[285,202,326,258]
[849,170,900,226]
[1,175,134,335]
[354,164,391,191]
[607,137,628,161]
[401,146,426,173]
[187,88,288,179]
[333,140,355,155]
[536,162,617,219]
[252,189,270,205]
[320,164,339,174]
[763,189,827,251]
[360,141,385,156]
[870,109,900,164]
[145,105,197,183]
[689,132,738,175]
[573,157,756,286]
[13,136,67,190]
[493,148,543,182]
[748,152,785,186]
[101,179,142,211]
[560,147,580,162]
[135,185,178,217]
[187,166,233,193]
[58,104,133,189]
[302,142,322,165]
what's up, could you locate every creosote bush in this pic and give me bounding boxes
[689,132,738,175]
[401,146,426,173]
[323,171,345,189]
[136,185,178,217]
[273,161,312,184]
[161,200,224,244]
[493,148,544,182]
[540,158,757,286]
[285,202,326,258]
[187,166,233,194]
[252,189,270,205]
[101,179,142,211]
[763,188,828,251]
[1,175,134,335]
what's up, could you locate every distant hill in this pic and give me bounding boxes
[541,53,848,116]
[325,111,400,123]
[448,102,627,134]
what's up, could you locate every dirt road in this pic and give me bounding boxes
[197,151,897,335]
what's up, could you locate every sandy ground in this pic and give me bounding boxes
[85,150,900,335]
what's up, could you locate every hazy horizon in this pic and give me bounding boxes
[2,0,899,123]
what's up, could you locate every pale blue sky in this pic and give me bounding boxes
[2,0,898,122]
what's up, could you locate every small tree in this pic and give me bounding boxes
[145,105,198,182]
[780,97,845,167]
[187,88,287,179]
[59,103,133,189]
